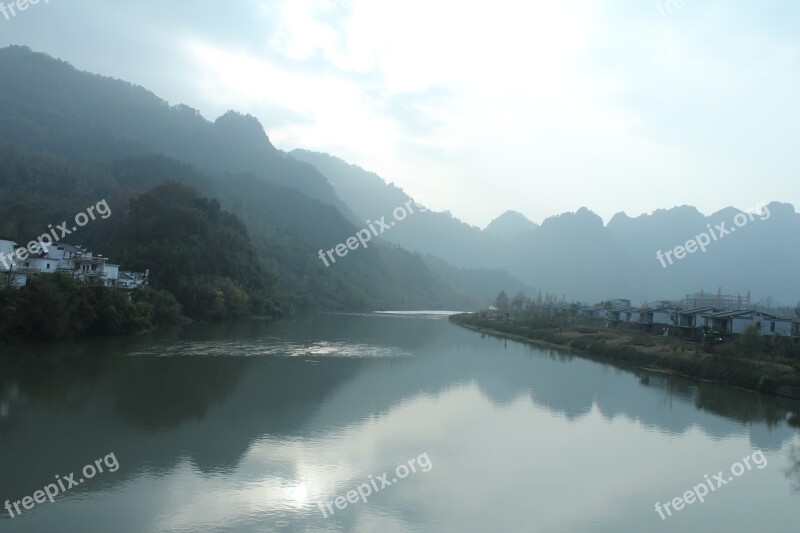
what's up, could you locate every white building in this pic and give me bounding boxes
[702,310,794,336]
[676,306,719,334]
[759,314,794,337]
[639,305,680,331]
[0,239,146,290]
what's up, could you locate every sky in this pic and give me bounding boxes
[1,0,798,228]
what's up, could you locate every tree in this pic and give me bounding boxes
[737,324,762,355]
[495,290,510,312]
[511,291,527,310]
[1,269,23,290]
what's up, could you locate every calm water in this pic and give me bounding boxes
[1,312,799,532]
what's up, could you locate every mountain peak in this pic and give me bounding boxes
[213,111,275,152]
[484,210,538,241]
[541,207,604,231]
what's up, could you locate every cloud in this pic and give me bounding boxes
[1,0,797,226]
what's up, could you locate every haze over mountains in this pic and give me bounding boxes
[1,45,798,309]
[293,150,800,305]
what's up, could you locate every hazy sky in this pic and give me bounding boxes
[1,0,798,227]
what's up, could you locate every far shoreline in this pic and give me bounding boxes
[449,313,800,401]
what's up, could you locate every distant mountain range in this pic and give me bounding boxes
[1,45,797,309]
[291,150,800,305]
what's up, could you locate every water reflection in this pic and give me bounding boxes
[0,313,798,532]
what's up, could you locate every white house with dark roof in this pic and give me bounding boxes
[623,307,640,324]
[759,314,794,337]
[0,239,146,290]
[703,310,756,334]
[676,306,719,334]
[702,310,794,336]
[639,305,680,332]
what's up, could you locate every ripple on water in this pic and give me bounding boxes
[125,340,411,359]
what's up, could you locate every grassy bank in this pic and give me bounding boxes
[450,313,800,400]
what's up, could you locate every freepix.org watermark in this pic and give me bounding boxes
[0,199,111,270]
[654,449,767,520]
[318,452,433,518]
[4,452,119,519]
[0,0,49,22]
[317,199,428,267]
[656,202,770,269]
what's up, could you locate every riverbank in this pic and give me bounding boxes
[449,313,800,399]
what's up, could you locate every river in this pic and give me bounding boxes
[1,311,798,532]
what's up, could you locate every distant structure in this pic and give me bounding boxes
[509,289,796,340]
[0,239,148,290]
[608,298,631,309]
[682,288,750,311]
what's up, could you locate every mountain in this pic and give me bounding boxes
[502,202,800,304]
[422,254,535,307]
[0,47,479,312]
[289,149,537,304]
[2,45,797,309]
[290,149,508,269]
[483,211,538,241]
[291,149,800,304]
[0,45,347,212]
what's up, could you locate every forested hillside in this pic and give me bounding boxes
[0,142,475,319]
[0,46,480,319]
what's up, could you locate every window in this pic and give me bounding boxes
[771,322,776,333]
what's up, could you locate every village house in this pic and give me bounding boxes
[0,239,147,290]
[606,308,623,324]
[676,306,719,336]
[526,293,797,340]
[638,304,680,333]
[576,305,607,320]
[621,307,640,325]
[703,310,757,334]
[759,314,794,337]
[701,310,794,336]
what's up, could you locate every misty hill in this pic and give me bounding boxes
[291,144,800,304]
[484,211,539,241]
[0,141,476,312]
[290,149,508,269]
[422,254,535,307]
[1,45,797,308]
[0,44,485,312]
[501,203,800,304]
[109,155,477,310]
[0,45,347,212]
[0,45,539,310]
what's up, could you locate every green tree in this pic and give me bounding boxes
[511,291,527,310]
[737,324,762,356]
[495,290,510,312]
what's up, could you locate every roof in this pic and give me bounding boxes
[119,271,147,280]
[640,305,680,313]
[702,309,754,318]
[679,306,719,315]
[54,243,87,255]
[759,314,794,322]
